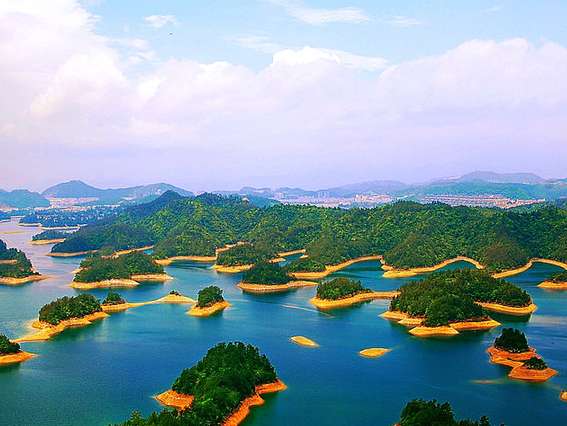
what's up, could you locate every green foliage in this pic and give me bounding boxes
[103,291,126,305]
[0,334,20,355]
[550,271,567,282]
[32,230,68,241]
[38,294,101,325]
[399,399,491,426]
[390,270,531,326]
[494,328,529,353]
[284,258,326,272]
[196,286,224,308]
[216,243,275,266]
[0,239,37,278]
[74,252,163,283]
[118,342,277,426]
[242,262,290,284]
[524,357,547,370]
[316,277,370,300]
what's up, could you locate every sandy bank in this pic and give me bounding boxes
[0,351,36,365]
[278,249,306,257]
[130,273,173,282]
[155,255,216,265]
[0,259,18,265]
[508,365,558,382]
[155,390,194,411]
[492,258,567,279]
[382,256,484,279]
[112,246,154,257]
[31,239,66,245]
[213,264,253,273]
[409,326,460,337]
[538,281,567,290]
[0,274,47,286]
[102,293,195,312]
[310,291,399,310]
[188,300,230,317]
[70,279,140,290]
[477,302,537,316]
[561,391,567,402]
[223,380,287,426]
[237,280,317,294]
[48,250,96,258]
[290,255,383,280]
[380,310,411,321]
[382,311,499,336]
[486,346,536,368]
[15,311,109,342]
[449,319,501,331]
[359,348,390,358]
[290,336,319,348]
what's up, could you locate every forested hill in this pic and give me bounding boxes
[51,193,567,272]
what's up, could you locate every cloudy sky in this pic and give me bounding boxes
[1,0,567,192]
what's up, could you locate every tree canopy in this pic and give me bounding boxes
[242,262,291,284]
[0,239,37,279]
[39,294,102,325]
[316,277,370,300]
[74,252,163,283]
[399,399,491,426]
[196,286,224,308]
[0,334,20,355]
[494,328,529,353]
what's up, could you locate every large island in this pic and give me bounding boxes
[122,342,285,426]
[0,239,45,285]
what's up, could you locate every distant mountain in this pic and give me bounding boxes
[323,180,408,197]
[0,189,50,208]
[42,180,193,204]
[449,171,547,185]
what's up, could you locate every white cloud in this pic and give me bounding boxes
[268,0,369,25]
[383,15,423,27]
[231,35,284,54]
[144,14,177,29]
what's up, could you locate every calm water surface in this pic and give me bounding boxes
[0,219,565,426]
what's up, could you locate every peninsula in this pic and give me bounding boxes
[31,230,68,245]
[0,239,46,285]
[125,342,284,425]
[310,277,399,309]
[0,334,35,365]
[237,262,316,293]
[188,286,230,317]
[538,271,567,290]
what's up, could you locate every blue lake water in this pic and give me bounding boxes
[0,219,565,425]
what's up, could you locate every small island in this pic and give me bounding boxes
[237,262,316,293]
[188,286,230,317]
[538,271,567,290]
[0,334,35,365]
[398,399,491,426]
[16,294,108,342]
[31,230,69,245]
[71,251,172,289]
[487,328,557,382]
[382,270,523,337]
[290,335,319,348]
[359,347,390,358]
[310,277,399,309]
[122,342,284,426]
[214,243,277,273]
[0,239,46,285]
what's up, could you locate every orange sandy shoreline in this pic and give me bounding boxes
[0,351,36,365]
[30,238,66,245]
[237,280,317,293]
[290,336,319,347]
[476,302,537,316]
[0,274,47,286]
[382,256,484,279]
[492,258,567,279]
[359,348,390,358]
[156,255,216,265]
[290,255,383,280]
[213,264,253,273]
[71,274,172,290]
[538,281,567,290]
[310,291,399,310]
[188,300,230,317]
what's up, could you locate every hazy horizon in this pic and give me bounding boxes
[2,1,567,192]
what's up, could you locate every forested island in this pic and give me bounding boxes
[0,334,35,365]
[538,271,567,290]
[188,286,229,316]
[487,328,557,382]
[215,242,276,269]
[127,342,284,425]
[72,252,171,289]
[49,192,567,275]
[0,239,44,285]
[238,262,317,293]
[20,205,122,228]
[383,270,534,336]
[398,399,491,426]
[310,277,398,309]
[31,230,69,244]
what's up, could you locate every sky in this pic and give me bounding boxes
[1,0,567,192]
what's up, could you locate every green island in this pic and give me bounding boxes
[538,270,567,290]
[494,328,530,353]
[39,294,102,325]
[32,230,69,243]
[0,334,34,365]
[549,271,567,282]
[122,342,283,426]
[523,357,548,370]
[398,399,491,426]
[49,193,567,275]
[384,270,534,336]
[103,291,127,306]
[189,286,229,316]
[0,334,20,355]
[0,239,42,284]
[310,277,398,309]
[243,262,291,284]
[72,251,169,289]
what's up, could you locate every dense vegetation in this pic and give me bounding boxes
[390,270,531,326]
[38,294,101,325]
[0,334,20,355]
[32,230,69,241]
[21,206,122,228]
[103,291,126,305]
[119,342,277,426]
[549,271,567,282]
[399,399,491,426]
[242,262,291,284]
[523,357,548,370]
[316,277,370,300]
[0,239,37,278]
[52,194,567,272]
[285,257,326,272]
[216,243,275,266]
[494,328,529,353]
[74,252,163,282]
[196,286,224,308]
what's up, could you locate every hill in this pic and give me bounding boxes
[0,189,50,208]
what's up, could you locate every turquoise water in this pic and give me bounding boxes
[0,219,565,426]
